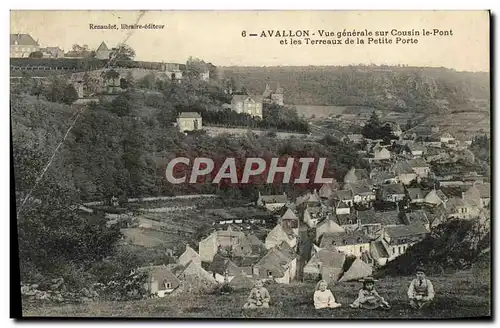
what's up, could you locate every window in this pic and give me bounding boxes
[359,246,364,253]
[393,247,396,255]
[165,282,172,289]
[267,270,273,277]
[398,246,402,254]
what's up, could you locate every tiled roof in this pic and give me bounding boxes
[407,188,424,200]
[404,210,430,225]
[319,230,371,248]
[10,33,38,46]
[380,183,406,195]
[178,112,201,119]
[385,224,428,238]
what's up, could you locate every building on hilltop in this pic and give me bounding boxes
[10,33,40,58]
[231,94,263,118]
[176,112,202,132]
[262,83,284,106]
[96,41,112,60]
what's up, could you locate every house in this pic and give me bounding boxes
[229,271,255,290]
[40,46,64,58]
[391,161,418,185]
[378,184,406,202]
[253,242,297,284]
[446,197,477,220]
[318,181,340,199]
[344,168,370,184]
[345,182,376,205]
[304,247,345,282]
[10,33,40,58]
[257,192,288,211]
[303,206,329,229]
[440,132,455,144]
[346,134,364,144]
[138,265,181,297]
[407,188,425,203]
[356,209,382,237]
[338,257,373,282]
[95,41,112,60]
[334,211,359,232]
[424,189,448,207]
[403,210,431,231]
[231,95,263,118]
[279,207,299,234]
[316,215,345,242]
[319,231,371,258]
[177,112,202,132]
[198,226,248,262]
[179,260,217,292]
[372,144,391,160]
[463,183,491,208]
[262,83,284,106]
[370,168,399,185]
[370,239,391,266]
[178,245,202,267]
[383,224,428,261]
[295,190,322,208]
[333,189,354,207]
[408,158,431,178]
[408,143,427,158]
[209,253,243,283]
[357,208,402,228]
[335,201,351,215]
[265,224,297,249]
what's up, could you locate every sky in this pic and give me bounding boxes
[10,10,490,72]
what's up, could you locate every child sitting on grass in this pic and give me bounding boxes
[408,268,435,310]
[243,279,271,309]
[349,277,391,310]
[313,280,342,309]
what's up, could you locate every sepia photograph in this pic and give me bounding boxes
[10,10,491,319]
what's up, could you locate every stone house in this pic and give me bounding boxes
[319,231,371,258]
[265,224,297,250]
[378,183,406,202]
[138,265,181,297]
[95,41,112,60]
[253,243,297,284]
[383,224,428,261]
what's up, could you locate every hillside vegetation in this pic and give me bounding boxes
[23,268,490,318]
[219,66,490,113]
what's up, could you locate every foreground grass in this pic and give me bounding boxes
[23,269,491,319]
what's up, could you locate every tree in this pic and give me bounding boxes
[185,57,208,80]
[110,44,136,61]
[28,51,43,58]
[62,84,79,104]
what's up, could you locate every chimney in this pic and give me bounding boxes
[461,192,465,199]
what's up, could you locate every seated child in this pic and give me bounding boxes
[349,277,390,310]
[313,280,342,309]
[243,280,271,309]
[408,268,435,310]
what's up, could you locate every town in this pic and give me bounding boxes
[12,31,491,317]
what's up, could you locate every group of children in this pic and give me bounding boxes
[242,268,435,311]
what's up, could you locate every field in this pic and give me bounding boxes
[294,105,348,118]
[22,268,490,318]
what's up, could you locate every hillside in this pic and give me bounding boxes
[22,269,491,318]
[218,66,490,113]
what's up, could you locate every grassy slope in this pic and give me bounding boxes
[23,269,490,318]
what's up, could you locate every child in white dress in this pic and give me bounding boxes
[313,280,342,309]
